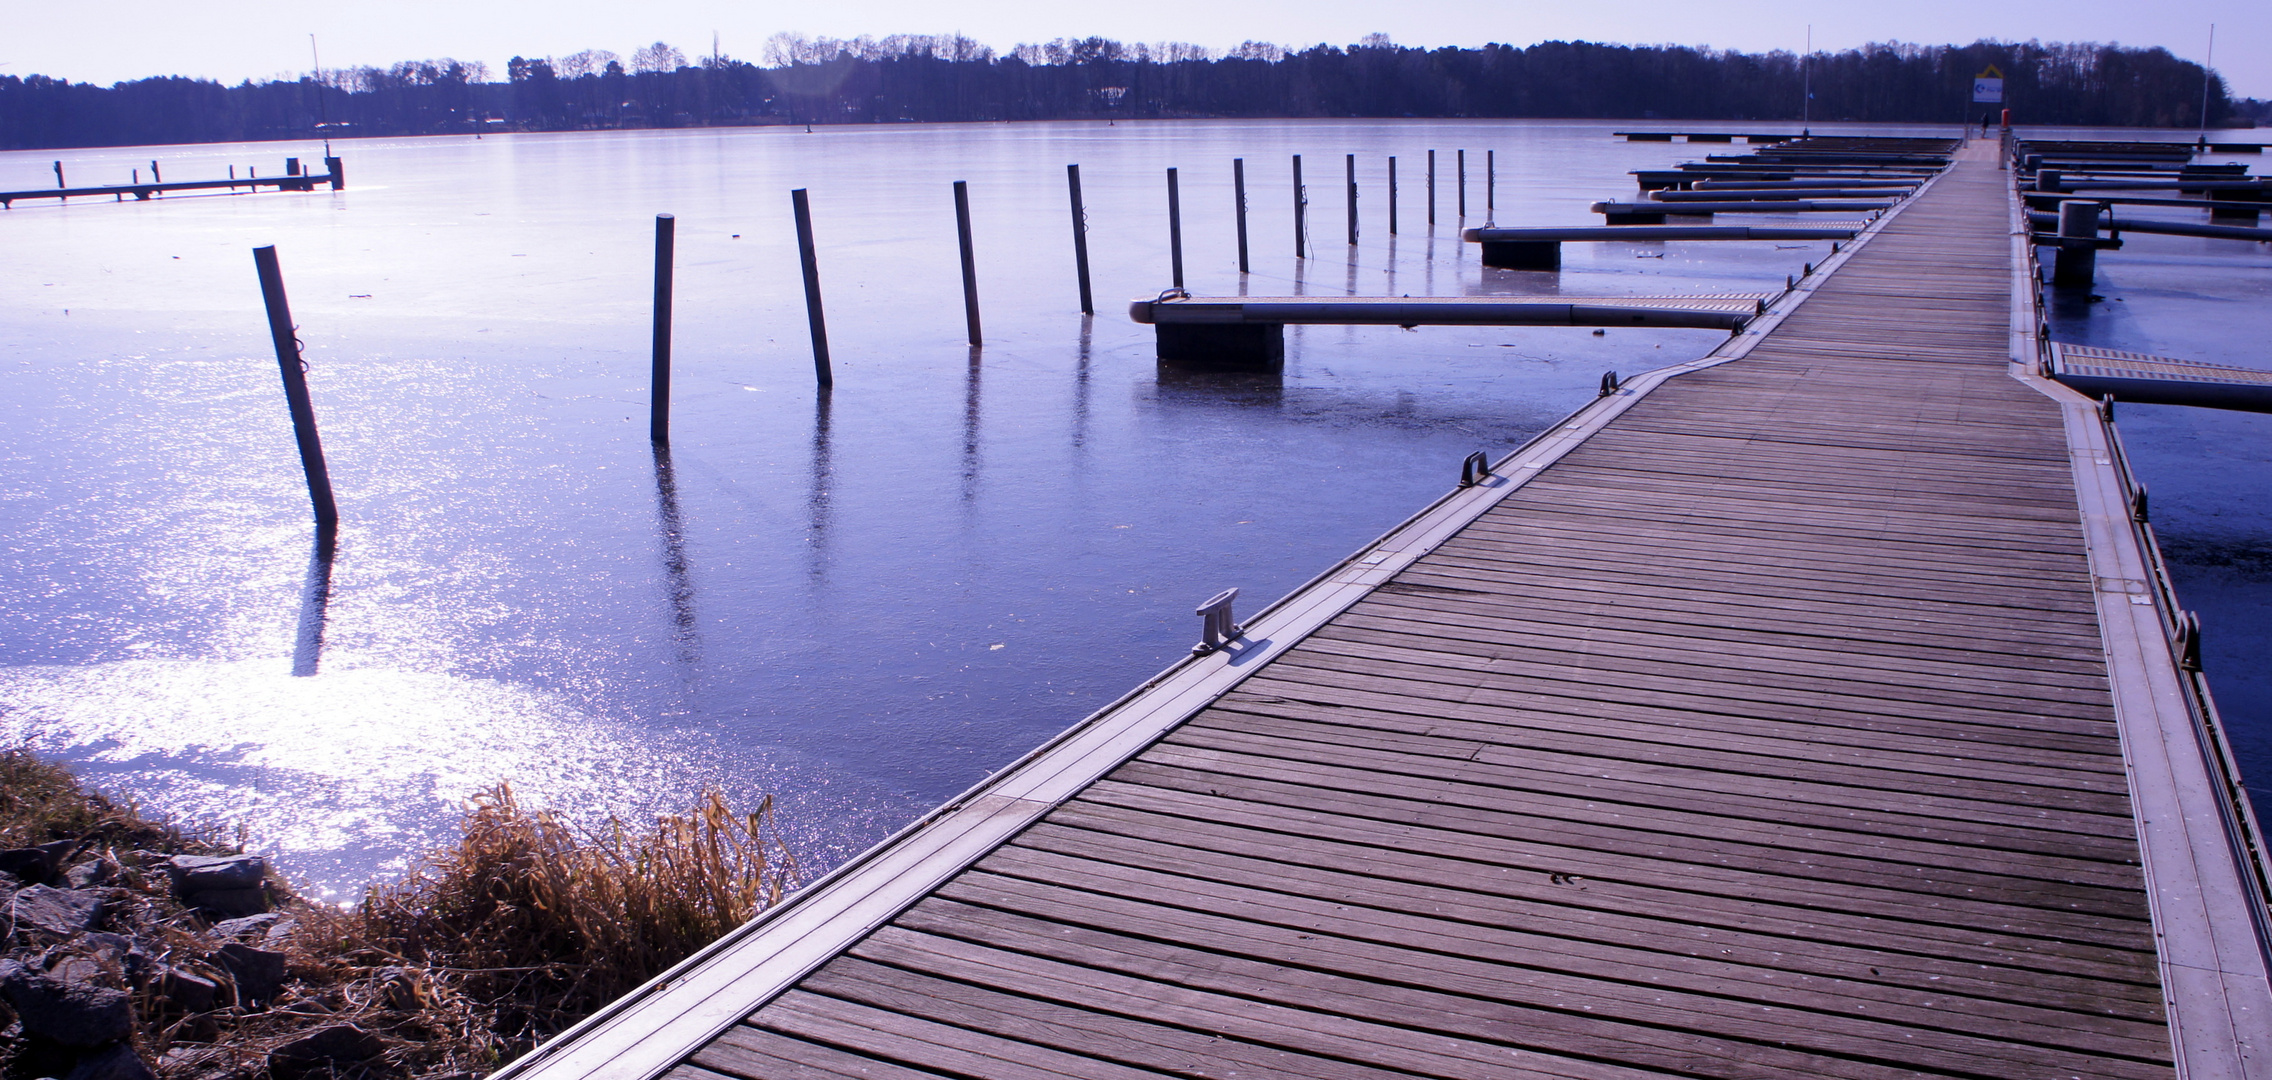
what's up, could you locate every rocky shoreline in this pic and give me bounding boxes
[1,749,794,1080]
[2,842,412,1080]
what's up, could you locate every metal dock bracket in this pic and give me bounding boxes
[1192,587,1242,654]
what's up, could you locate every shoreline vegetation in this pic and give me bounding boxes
[4,35,2263,153]
[0,748,795,1080]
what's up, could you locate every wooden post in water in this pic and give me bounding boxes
[1158,168,1181,289]
[1486,150,1496,223]
[251,246,339,535]
[1388,157,1398,235]
[1457,151,1467,217]
[1233,158,1250,275]
[150,161,162,183]
[650,213,674,444]
[791,189,833,387]
[1065,165,1094,315]
[953,181,982,346]
[1345,154,1358,246]
[1427,150,1436,224]
[53,161,64,190]
[1292,154,1306,258]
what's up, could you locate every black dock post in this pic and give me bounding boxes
[954,180,983,346]
[651,213,674,444]
[1066,165,1094,315]
[251,245,339,536]
[791,189,833,387]
[1427,150,1436,225]
[325,157,344,191]
[1293,154,1306,258]
[1486,150,1496,223]
[1233,158,1250,275]
[287,157,300,177]
[151,160,162,183]
[2051,200,2101,288]
[1457,150,1467,218]
[1166,167,1185,289]
[53,161,64,191]
[1345,154,1358,246]
[1388,156,1398,235]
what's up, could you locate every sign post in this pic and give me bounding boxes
[1971,65,2005,138]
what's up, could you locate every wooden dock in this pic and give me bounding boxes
[493,144,2272,1080]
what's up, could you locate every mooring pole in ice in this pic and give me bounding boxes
[1457,149,1467,218]
[1066,165,1095,316]
[1486,150,1496,224]
[650,213,675,445]
[954,181,983,347]
[1233,158,1251,275]
[1292,154,1306,258]
[1388,156,1398,235]
[1345,154,1358,246]
[791,189,833,388]
[1167,167,1185,289]
[1427,150,1436,225]
[251,245,339,536]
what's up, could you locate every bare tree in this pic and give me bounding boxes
[631,42,687,73]
[555,50,618,79]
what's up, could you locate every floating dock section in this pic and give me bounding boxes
[2050,343,2272,413]
[492,140,2272,1080]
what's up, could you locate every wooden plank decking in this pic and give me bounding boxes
[496,148,2272,1080]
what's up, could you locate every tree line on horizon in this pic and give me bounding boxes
[1,34,2259,152]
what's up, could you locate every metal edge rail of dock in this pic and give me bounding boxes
[1,157,343,208]
[486,137,2272,1080]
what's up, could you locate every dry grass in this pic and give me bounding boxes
[2,754,796,1079]
[0,748,221,854]
[338,783,798,1053]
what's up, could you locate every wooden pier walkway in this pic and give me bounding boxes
[496,146,2272,1080]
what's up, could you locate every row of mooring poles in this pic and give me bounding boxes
[259,148,1506,526]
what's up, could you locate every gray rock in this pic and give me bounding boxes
[268,1025,385,1078]
[0,956,133,1046]
[8,885,105,937]
[185,887,268,918]
[149,962,219,1013]
[64,1043,157,1080]
[61,860,112,889]
[213,942,288,1004]
[0,840,77,883]
[164,854,266,893]
[207,912,289,940]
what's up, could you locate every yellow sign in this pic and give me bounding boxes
[1978,64,2004,79]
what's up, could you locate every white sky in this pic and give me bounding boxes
[6,0,2266,99]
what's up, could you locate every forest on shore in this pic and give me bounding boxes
[2,34,2262,151]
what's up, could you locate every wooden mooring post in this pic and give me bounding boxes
[1345,154,1358,246]
[1486,150,1496,223]
[1233,158,1251,274]
[954,181,982,346]
[791,189,833,387]
[251,245,339,535]
[1457,150,1467,217]
[1428,150,1436,224]
[1066,165,1094,315]
[1166,167,1185,289]
[650,214,674,444]
[1293,154,1306,258]
[1388,156,1398,235]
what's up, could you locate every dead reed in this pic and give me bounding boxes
[340,783,798,1049]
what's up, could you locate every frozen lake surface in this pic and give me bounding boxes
[1,119,2264,898]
